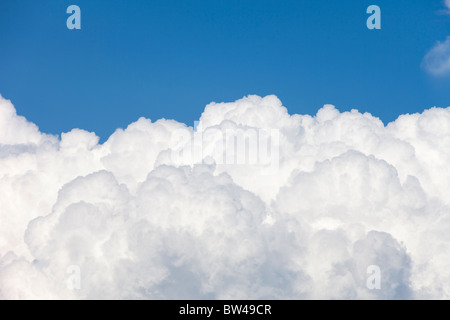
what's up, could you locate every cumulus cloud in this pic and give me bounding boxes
[422,37,450,76]
[1,93,450,299]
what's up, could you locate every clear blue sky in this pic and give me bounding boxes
[0,0,449,140]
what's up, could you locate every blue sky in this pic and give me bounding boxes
[0,0,449,140]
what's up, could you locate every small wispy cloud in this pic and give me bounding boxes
[422,37,450,76]
[421,1,450,76]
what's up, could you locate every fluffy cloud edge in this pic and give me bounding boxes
[422,36,450,76]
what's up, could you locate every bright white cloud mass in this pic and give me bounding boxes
[421,2,450,76]
[1,94,450,299]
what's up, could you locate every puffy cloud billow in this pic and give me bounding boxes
[0,94,450,299]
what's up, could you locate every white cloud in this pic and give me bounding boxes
[422,37,450,76]
[1,94,450,299]
[422,2,450,75]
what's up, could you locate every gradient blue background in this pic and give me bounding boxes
[0,0,449,141]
